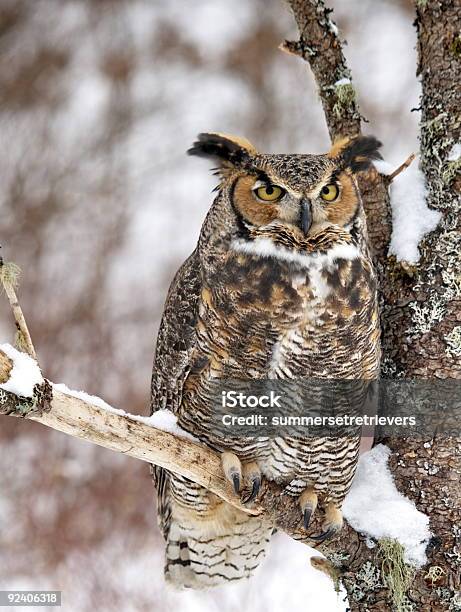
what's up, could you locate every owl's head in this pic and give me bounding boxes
[188,133,382,251]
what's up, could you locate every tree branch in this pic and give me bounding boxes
[387,153,415,183]
[281,0,362,140]
[0,261,36,359]
[0,347,325,543]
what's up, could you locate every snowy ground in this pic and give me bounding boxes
[1,532,349,612]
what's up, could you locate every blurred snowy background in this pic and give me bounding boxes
[0,0,420,610]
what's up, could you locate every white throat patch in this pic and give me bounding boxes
[231,237,359,270]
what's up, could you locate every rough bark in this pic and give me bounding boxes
[285,1,461,610]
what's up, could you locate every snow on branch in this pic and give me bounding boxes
[0,345,247,510]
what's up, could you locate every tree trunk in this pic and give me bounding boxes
[285,1,461,609]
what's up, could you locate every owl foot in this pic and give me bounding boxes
[221,452,261,504]
[309,503,343,543]
[299,488,318,529]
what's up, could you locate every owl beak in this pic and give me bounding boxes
[299,199,312,236]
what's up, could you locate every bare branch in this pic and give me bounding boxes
[0,261,37,360]
[387,153,416,183]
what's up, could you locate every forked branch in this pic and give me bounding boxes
[282,0,362,139]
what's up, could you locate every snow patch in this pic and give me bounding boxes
[374,157,441,263]
[53,383,198,442]
[447,143,461,161]
[0,343,43,398]
[343,444,431,567]
[139,410,199,442]
[335,77,351,87]
[53,382,115,411]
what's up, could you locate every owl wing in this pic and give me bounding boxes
[150,248,202,414]
[150,248,202,538]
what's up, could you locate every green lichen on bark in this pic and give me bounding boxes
[424,564,446,587]
[0,261,21,290]
[420,112,460,211]
[442,157,461,185]
[450,34,461,57]
[379,539,415,612]
[435,588,461,611]
[333,81,357,118]
[343,560,383,604]
[325,550,350,566]
[16,395,39,415]
[408,294,446,336]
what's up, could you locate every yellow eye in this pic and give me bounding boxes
[254,184,285,202]
[320,183,339,202]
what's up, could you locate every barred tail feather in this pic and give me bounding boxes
[165,518,272,589]
[153,467,273,589]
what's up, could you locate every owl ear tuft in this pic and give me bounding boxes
[328,135,383,172]
[188,133,258,168]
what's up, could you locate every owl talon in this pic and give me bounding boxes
[310,503,343,543]
[310,528,336,543]
[303,508,313,530]
[242,461,262,504]
[222,454,262,502]
[299,488,318,530]
[221,452,242,494]
[242,475,260,504]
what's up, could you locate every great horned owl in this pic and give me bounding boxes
[150,133,381,589]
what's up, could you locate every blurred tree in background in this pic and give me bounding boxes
[0,1,419,610]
